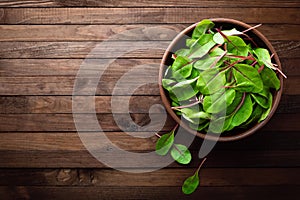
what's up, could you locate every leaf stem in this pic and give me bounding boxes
[196,157,207,173]
[209,50,227,68]
[242,24,262,33]
[155,133,161,138]
[171,99,202,110]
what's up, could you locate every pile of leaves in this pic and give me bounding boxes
[162,19,284,134]
[157,19,286,195]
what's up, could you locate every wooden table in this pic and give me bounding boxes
[0,0,299,199]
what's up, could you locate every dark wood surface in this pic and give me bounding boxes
[0,0,299,199]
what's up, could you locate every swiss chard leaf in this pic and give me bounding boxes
[170,77,199,101]
[251,93,269,109]
[181,107,211,124]
[226,36,249,57]
[196,68,226,95]
[171,55,190,71]
[189,34,216,59]
[192,19,215,39]
[155,131,175,156]
[213,28,243,44]
[203,89,236,113]
[258,92,273,122]
[232,64,263,93]
[171,144,192,165]
[260,66,281,90]
[253,48,274,69]
[231,94,253,127]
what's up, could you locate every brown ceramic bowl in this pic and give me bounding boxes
[159,18,283,142]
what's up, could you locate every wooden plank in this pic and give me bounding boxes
[0,41,298,59]
[0,94,298,114]
[0,58,298,77]
[0,8,299,24]
[1,186,299,200]
[0,76,298,95]
[0,131,299,151]
[0,0,299,8]
[0,24,299,41]
[0,149,299,168]
[0,168,298,186]
[0,113,298,132]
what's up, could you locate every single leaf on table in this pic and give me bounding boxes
[232,64,263,93]
[192,19,215,39]
[260,66,281,90]
[258,92,273,122]
[226,36,249,57]
[196,68,226,95]
[203,89,236,113]
[182,171,199,195]
[170,77,199,101]
[155,131,175,156]
[231,93,253,127]
[171,144,192,165]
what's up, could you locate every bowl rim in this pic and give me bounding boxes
[159,18,283,142]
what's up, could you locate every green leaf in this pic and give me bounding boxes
[162,79,176,91]
[231,94,253,127]
[226,92,244,115]
[251,93,268,109]
[189,34,216,59]
[232,64,264,93]
[171,56,190,71]
[253,48,274,69]
[203,89,236,113]
[213,28,243,44]
[258,92,273,122]
[182,171,199,195]
[189,121,210,131]
[196,68,226,95]
[170,77,199,101]
[260,66,281,90]
[192,19,215,39]
[172,63,193,80]
[210,115,233,133]
[155,131,175,156]
[181,107,211,124]
[193,56,218,70]
[227,36,249,57]
[242,104,264,127]
[171,144,192,164]
[175,48,190,57]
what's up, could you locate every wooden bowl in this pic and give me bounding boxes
[159,18,283,142]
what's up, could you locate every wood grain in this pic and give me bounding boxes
[0,41,298,59]
[1,186,299,200]
[0,76,298,95]
[0,8,299,24]
[0,94,298,114]
[0,168,299,186]
[0,0,299,7]
[0,131,299,151]
[0,149,299,168]
[0,24,299,41]
[0,113,298,132]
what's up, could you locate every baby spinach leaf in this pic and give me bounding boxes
[231,94,253,127]
[213,28,243,44]
[258,92,273,122]
[171,144,192,165]
[227,36,249,57]
[253,48,274,69]
[171,56,190,71]
[189,34,216,59]
[203,89,236,113]
[170,77,199,101]
[196,68,226,95]
[192,19,214,39]
[260,66,281,90]
[251,93,268,109]
[182,171,199,195]
[181,107,211,124]
[232,64,263,93]
[155,131,175,156]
